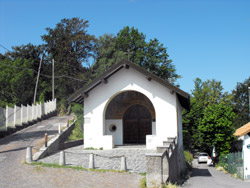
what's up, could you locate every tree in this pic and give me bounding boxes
[91,34,125,79]
[41,17,96,99]
[0,58,35,107]
[3,44,52,103]
[92,26,180,84]
[231,77,250,129]
[198,103,236,155]
[183,78,236,155]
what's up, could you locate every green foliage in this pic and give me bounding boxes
[184,151,193,167]
[198,103,236,155]
[183,78,236,155]
[140,177,179,188]
[231,77,250,129]
[42,17,95,100]
[140,177,147,188]
[217,152,243,179]
[68,103,84,140]
[0,58,35,107]
[92,26,180,84]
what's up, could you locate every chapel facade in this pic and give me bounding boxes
[68,59,190,150]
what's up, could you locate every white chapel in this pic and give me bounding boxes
[68,59,190,150]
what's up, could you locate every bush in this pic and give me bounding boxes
[184,150,193,169]
[68,103,84,141]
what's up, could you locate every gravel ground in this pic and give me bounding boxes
[0,116,142,188]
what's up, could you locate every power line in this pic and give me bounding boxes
[0,44,11,52]
[0,62,88,82]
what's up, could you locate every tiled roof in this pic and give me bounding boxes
[234,122,250,137]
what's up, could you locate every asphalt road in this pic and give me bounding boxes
[184,159,250,188]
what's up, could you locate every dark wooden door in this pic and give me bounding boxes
[123,104,152,144]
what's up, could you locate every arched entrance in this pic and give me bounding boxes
[104,90,156,146]
[123,104,152,144]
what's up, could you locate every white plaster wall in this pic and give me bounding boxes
[84,67,178,149]
[243,134,250,179]
[176,99,183,149]
[152,122,156,135]
[105,119,123,145]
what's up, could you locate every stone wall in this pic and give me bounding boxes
[33,121,77,160]
[146,137,185,187]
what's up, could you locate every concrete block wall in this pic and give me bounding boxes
[146,137,184,187]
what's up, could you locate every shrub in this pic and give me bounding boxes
[184,150,193,170]
[68,103,84,141]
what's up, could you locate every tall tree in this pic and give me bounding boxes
[231,77,250,129]
[0,58,35,107]
[93,26,180,84]
[91,34,125,79]
[183,78,235,155]
[41,17,96,99]
[198,103,236,155]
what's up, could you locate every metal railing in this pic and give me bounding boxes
[219,152,244,179]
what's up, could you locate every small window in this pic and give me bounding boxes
[109,124,117,132]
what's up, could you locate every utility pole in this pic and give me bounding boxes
[52,59,55,100]
[124,49,133,61]
[33,54,43,104]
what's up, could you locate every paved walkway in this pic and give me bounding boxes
[183,159,250,188]
[39,145,155,173]
[0,116,142,188]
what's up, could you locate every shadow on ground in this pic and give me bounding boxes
[191,168,212,177]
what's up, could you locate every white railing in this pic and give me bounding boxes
[0,99,57,132]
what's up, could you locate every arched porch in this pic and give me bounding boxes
[104,90,156,146]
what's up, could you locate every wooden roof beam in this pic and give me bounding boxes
[81,93,89,98]
[102,78,108,84]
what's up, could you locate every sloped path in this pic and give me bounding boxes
[184,159,250,188]
[0,116,141,188]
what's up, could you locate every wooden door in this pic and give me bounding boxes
[123,104,152,144]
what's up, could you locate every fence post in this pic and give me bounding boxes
[58,124,61,134]
[31,104,34,121]
[89,153,95,169]
[26,105,29,123]
[120,156,127,171]
[45,133,48,147]
[13,105,17,127]
[59,151,65,166]
[20,104,23,125]
[5,105,8,130]
[26,146,33,163]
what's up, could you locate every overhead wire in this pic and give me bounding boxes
[0,61,88,82]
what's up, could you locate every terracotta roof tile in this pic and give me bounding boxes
[234,122,250,136]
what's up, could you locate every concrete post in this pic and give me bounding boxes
[5,105,8,130]
[89,153,95,169]
[59,151,65,166]
[26,146,33,163]
[120,156,127,171]
[58,124,61,134]
[45,133,48,147]
[146,153,163,188]
[67,119,69,127]
[20,104,23,125]
[13,105,16,127]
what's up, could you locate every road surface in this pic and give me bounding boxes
[184,159,250,188]
[0,115,141,188]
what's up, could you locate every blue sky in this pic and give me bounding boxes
[1,0,250,94]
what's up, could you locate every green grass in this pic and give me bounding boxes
[140,177,179,188]
[26,162,129,173]
[67,120,83,141]
[84,147,103,150]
